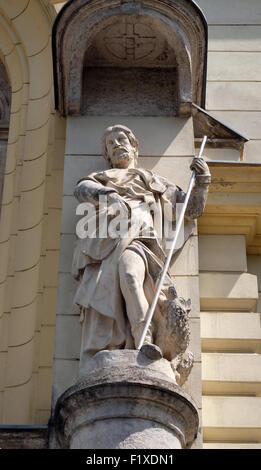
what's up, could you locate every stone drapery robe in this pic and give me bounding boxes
[72,167,209,355]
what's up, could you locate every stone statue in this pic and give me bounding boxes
[72,125,211,383]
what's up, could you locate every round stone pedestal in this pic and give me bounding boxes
[54,350,199,449]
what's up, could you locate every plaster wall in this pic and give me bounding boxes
[197,0,261,164]
[0,1,261,448]
[0,0,66,425]
[199,235,261,448]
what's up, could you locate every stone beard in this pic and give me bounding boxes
[72,124,211,383]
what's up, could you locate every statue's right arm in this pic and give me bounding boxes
[74,179,116,204]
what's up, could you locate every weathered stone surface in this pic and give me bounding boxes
[82,67,178,116]
[72,125,210,380]
[53,350,199,449]
[83,18,177,69]
[0,428,48,449]
[53,0,207,116]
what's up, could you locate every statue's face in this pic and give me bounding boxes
[106,130,135,168]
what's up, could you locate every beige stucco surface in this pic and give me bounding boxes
[200,236,261,447]
[0,0,66,425]
[0,0,260,451]
[201,311,261,353]
[202,396,261,442]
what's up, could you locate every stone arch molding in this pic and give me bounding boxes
[53,0,208,117]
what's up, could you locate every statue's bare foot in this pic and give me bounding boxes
[140,343,163,360]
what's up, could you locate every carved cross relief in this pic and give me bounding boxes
[104,22,157,61]
[85,18,176,67]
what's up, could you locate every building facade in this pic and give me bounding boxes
[0,0,260,449]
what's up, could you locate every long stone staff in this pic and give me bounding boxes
[137,135,208,350]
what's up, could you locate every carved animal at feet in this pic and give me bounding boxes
[155,285,194,385]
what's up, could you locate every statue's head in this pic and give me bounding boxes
[102,124,139,169]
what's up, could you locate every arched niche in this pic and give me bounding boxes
[0,59,11,212]
[53,0,207,117]
[0,60,10,123]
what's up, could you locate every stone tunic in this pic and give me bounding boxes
[72,167,208,354]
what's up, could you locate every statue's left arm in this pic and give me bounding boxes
[177,157,211,219]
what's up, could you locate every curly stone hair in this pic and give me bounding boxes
[101,124,139,167]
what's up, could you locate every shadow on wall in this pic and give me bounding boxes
[65,116,193,157]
